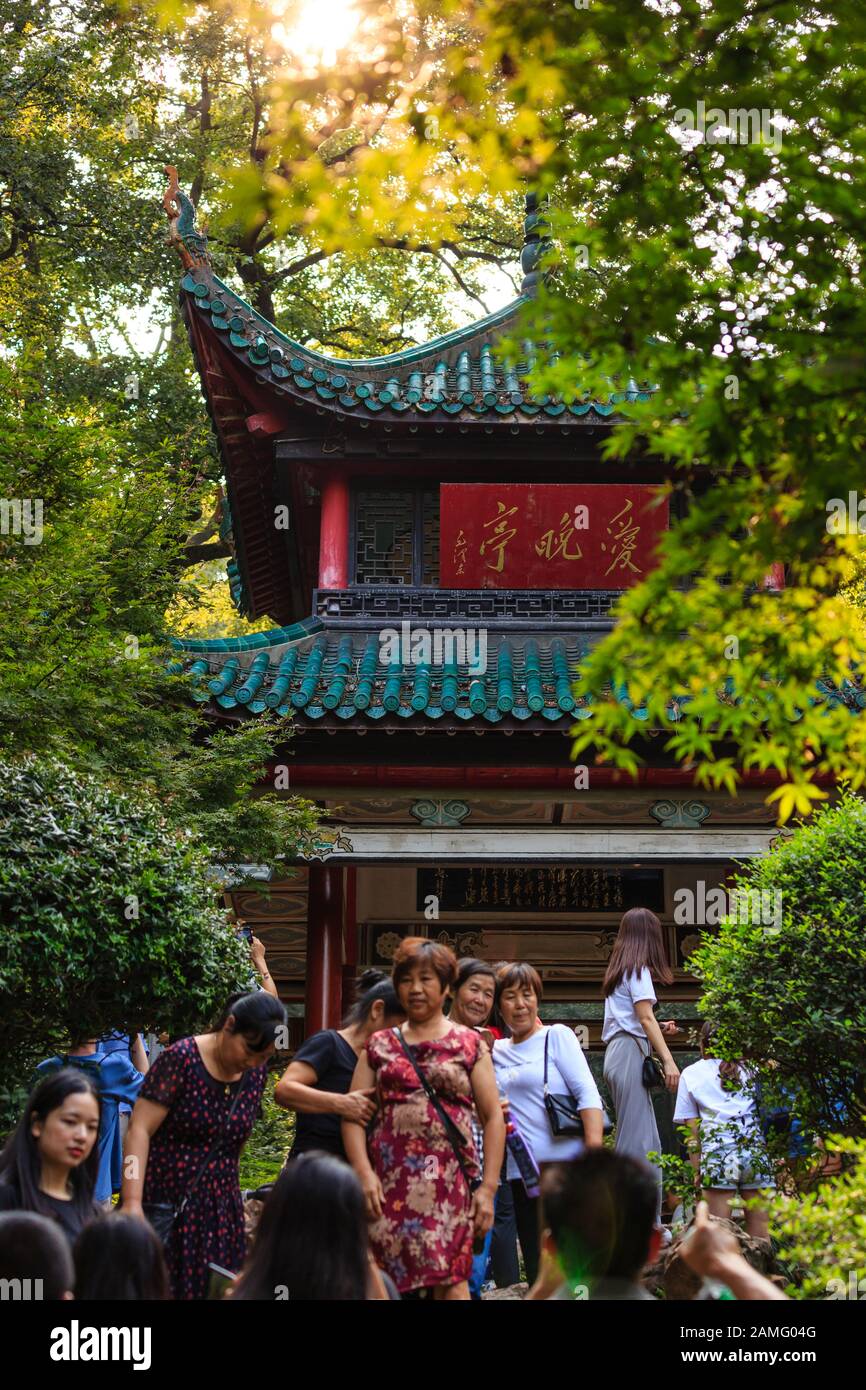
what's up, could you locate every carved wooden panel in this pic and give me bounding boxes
[230,886,308,919]
[561,798,777,825]
[369,923,417,967]
[466,929,619,963]
[241,921,307,980]
[248,924,307,948]
[259,954,305,979]
[323,799,427,825]
[675,925,717,971]
[453,800,553,825]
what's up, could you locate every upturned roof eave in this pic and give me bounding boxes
[226,271,530,375]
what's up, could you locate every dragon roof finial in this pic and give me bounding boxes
[163,166,210,269]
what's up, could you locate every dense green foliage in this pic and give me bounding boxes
[1,0,517,348]
[689,794,866,1145]
[771,1135,866,1299]
[0,757,251,1117]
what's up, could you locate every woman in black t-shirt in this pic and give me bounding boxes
[275,970,405,1160]
[0,1069,101,1245]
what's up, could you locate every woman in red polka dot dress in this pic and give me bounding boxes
[122,992,286,1300]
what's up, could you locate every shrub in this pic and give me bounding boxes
[0,757,250,1127]
[771,1135,866,1299]
[689,792,866,1148]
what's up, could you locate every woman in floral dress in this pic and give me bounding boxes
[122,991,286,1300]
[342,939,504,1300]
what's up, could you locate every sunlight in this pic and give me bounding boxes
[270,0,362,69]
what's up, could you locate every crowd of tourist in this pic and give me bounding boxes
[0,908,795,1301]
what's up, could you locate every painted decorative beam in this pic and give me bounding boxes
[300,826,785,863]
[272,763,815,791]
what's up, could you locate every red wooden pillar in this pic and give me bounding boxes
[341,866,358,1017]
[318,473,350,589]
[305,863,344,1037]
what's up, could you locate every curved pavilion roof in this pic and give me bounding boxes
[178,265,651,428]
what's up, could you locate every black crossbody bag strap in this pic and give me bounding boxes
[393,1028,476,1192]
[543,1027,575,1101]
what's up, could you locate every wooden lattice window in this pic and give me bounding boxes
[353,488,439,586]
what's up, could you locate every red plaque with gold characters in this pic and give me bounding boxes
[439,483,668,589]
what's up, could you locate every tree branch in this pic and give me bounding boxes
[181,541,232,567]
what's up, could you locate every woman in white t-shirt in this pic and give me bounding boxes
[492,961,603,1287]
[602,908,679,1222]
[674,1022,773,1239]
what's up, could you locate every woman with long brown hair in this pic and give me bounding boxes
[602,907,679,1221]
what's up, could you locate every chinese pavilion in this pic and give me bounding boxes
[165,171,794,1078]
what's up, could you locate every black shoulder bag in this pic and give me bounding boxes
[631,1033,666,1090]
[140,1073,249,1245]
[393,1028,480,1195]
[543,1028,613,1137]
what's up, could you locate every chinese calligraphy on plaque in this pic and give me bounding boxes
[439,484,668,589]
[451,528,469,578]
[419,867,622,913]
[417,867,665,914]
[479,501,519,573]
[600,499,641,577]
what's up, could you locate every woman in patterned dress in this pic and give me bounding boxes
[121,992,286,1300]
[342,939,504,1300]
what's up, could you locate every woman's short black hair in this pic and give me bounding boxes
[213,991,287,1051]
[342,968,403,1028]
[541,1150,658,1283]
[74,1211,169,1300]
[0,1069,100,1223]
[233,1152,369,1300]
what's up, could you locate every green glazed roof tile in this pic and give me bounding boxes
[175,626,866,729]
